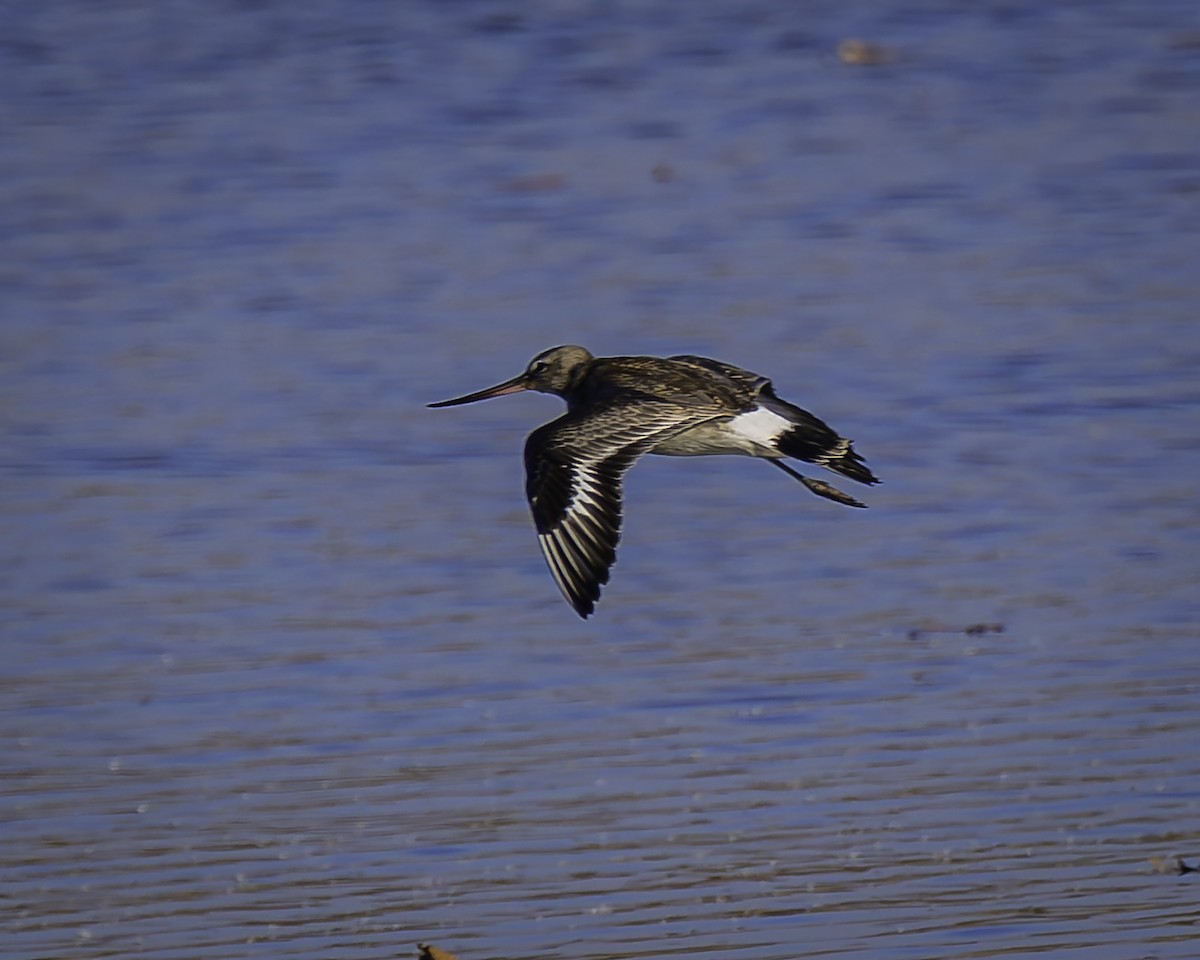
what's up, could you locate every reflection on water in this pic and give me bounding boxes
[2,2,1198,959]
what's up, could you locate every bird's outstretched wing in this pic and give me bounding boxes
[524,403,712,618]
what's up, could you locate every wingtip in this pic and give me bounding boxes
[571,592,597,618]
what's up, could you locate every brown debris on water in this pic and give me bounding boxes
[837,39,894,66]
[417,943,462,960]
[1149,855,1196,876]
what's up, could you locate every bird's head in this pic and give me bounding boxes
[427,345,594,407]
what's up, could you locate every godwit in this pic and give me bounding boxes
[429,345,879,618]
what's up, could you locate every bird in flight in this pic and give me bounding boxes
[429,345,878,618]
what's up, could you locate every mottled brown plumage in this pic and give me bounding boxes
[417,944,461,960]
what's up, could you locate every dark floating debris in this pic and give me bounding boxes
[417,944,462,960]
[1166,30,1200,51]
[652,162,676,183]
[501,172,566,194]
[1149,855,1196,876]
[907,622,1007,641]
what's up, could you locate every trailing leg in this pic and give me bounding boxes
[770,459,868,508]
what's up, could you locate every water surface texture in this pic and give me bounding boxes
[3,3,1199,958]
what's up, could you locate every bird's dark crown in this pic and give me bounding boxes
[523,345,594,395]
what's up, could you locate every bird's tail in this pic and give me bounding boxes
[766,397,879,486]
[812,436,879,486]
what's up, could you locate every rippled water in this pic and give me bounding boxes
[3,2,1199,958]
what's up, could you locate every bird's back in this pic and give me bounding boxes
[567,355,758,414]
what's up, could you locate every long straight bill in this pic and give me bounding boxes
[427,375,530,408]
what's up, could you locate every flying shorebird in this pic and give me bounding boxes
[428,345,879,618]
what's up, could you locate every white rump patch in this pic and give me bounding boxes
[729,406,792,447]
